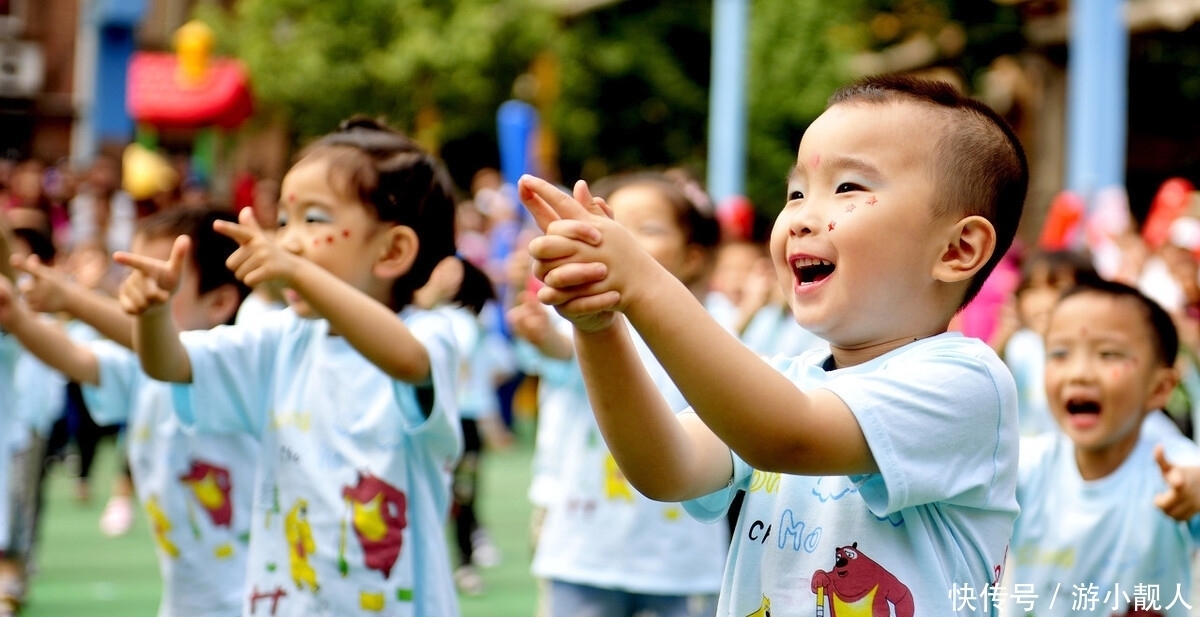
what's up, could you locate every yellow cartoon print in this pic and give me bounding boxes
[285,499,319,591]
[604,454,634,501]
[145,494,180,557]
[744,594,771,617]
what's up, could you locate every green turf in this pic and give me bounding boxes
[24,421,540,616]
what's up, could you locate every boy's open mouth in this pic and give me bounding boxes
[1065,398,1101,415]
[793,257,835,286]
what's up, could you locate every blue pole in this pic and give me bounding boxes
[1065,0,1127,210]
[707,0,748,204]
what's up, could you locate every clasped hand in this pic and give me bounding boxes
[518,175,651,334]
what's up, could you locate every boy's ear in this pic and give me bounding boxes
[374,224,419,280]
[204,283,242,327]
[932,215,996,284]
[1145,366,1181,413]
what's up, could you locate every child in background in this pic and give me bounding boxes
[0,216,23,617]
[117,118,463,617]
[512,171,730,617]
[0,206,256,617]
[413,255,507,595]
[1006,279,1200,617]
[989,249,1100,436]
[519,75,1027,615]
[1,220,66,613]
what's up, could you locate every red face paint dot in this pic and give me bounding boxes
[828,221,836,231]
[865,196,877,206]
[288,193,296,203]
[326,235,335,244]
[312,239,321,247]
[342,229,350,238]
[809,153,820,168]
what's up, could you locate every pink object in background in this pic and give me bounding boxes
[953,246,1022,342]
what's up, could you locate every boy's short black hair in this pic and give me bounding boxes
[1056,278,1178,367]
[828,75,1029,309]
[136,206,251,322]
[11,226,55,264]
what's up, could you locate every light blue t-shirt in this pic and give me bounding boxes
[84,340,257,617]
[530,315,730,596]
[1008,428,1200,617]
[739,303,827,359]
[0,334,18,549]
[172,307,462,617]
[1003,328,1056,436]
[685,332,1019,617]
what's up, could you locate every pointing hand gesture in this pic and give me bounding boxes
[12,253,70,314]
[215,206,302,288]
[1154,444,1200,521]
[114,235,190,316]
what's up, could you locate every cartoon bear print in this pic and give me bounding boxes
[810,542,914,617]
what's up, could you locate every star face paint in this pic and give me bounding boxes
[865,195,877,206]
[846,203,856,213]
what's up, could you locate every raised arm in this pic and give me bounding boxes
[214,208,431,384]
[520,175,875,482]
[113,236,193,383]
[13,254,135,348]
[0,276,99,384]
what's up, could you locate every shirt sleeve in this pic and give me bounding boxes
[683,447,753,523]
[397,308,462,460]
[171,318,289,437]
[82,339,141,426]
[824,341,1017,516]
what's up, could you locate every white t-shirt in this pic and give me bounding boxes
[530,317,730,596]
[1008,429,1200,617]
[173,307,462,617]
[685,333,1019,617]
[85,340,257,617]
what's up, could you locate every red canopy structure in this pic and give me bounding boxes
[126,21,252,130]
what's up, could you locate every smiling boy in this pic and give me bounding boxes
[518,75,1028,616]
[1007,279,1200,617]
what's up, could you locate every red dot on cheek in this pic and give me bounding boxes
[342,229,350,238]
[326,235,335,244]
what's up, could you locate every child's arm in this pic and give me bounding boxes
[520,175,876,496]
[113,236,193,383]
[214,208,431,384]
[13,254,135,348]
[0,275,99,384]
[1154,445,1200,521]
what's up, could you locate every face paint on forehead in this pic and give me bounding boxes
[809,153,821,169]
[288,193,296,203]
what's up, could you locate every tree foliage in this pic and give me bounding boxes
[197,0,558,156]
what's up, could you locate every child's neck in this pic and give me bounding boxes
[1073,435,1139,481]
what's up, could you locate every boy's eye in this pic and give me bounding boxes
[276,215,288,228]
[787,190,804,201]
[835,182,863,194]
[1045,347,1068,361]
[1099,350,1126,360]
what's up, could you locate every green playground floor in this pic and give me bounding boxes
[23,420,540,617]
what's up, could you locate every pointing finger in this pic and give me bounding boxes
[1155,444,1173,478]
[519,175,593,227]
